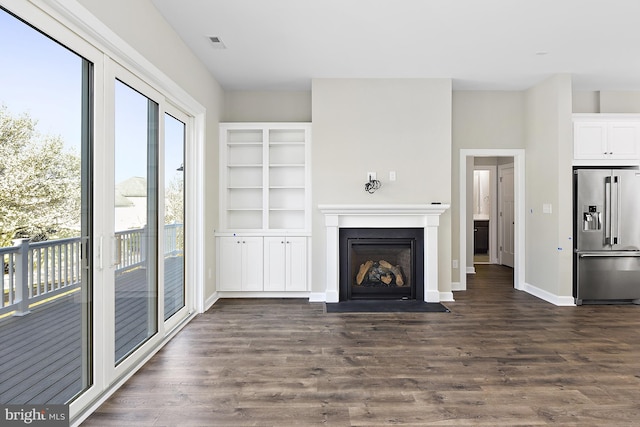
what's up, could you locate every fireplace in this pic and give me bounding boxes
[340,228,424,301]
[318,204,450,303]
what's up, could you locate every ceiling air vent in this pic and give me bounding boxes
[208,36,226,49]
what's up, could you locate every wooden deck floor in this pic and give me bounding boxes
[83,265,640,426]
[0,256,183,405]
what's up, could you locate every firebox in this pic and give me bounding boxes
[339,228,424,301]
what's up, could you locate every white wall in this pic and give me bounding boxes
[77,0,224,299]
[451,91,525,282]
[524,74,573,300]
[223,91,311,122]
[312,78,452,297]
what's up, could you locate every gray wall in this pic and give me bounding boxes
[524,74,573,298]
[311,78,452,296]
[451,91,525,281]
[223,91,311,122]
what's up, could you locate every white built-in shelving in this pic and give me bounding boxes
[217,123,311,294]
[219,123,311,231]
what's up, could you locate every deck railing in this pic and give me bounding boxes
[1,223,183,317]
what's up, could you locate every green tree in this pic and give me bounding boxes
[0,105,81,247]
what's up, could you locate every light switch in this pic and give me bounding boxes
[543,203,552,214]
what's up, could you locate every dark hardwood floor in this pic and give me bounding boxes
[83,265,640,426]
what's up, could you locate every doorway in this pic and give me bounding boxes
[472,164,497,265]
[459,149,525,292]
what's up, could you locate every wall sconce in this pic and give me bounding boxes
[365,176,382,194]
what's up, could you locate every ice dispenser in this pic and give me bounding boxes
[583,205,602,231]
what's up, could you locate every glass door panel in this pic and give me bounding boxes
[163,114,185,320]
[114,80,158,364]
[0,7,92,404]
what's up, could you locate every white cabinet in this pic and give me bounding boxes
[219,123,311,231]
[217,236,263,291]
[264,237,307,292]
[573,115,640,163]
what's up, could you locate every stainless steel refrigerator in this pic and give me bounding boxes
[574,168,640,304]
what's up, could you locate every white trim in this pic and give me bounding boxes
[318,204,450,303]
[308,292,327,302]
[217,292,311,299]
[450,282,464,291]
[439,291,455,302]
[466,266,476,274]
[459,149,526,292]
[205,292,220,312]
[523,282,576,306]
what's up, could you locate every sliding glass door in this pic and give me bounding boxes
[0,7,92,403]
[163,113,186,321]
[113,80,159,364]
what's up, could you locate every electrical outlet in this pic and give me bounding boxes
[452,259,458,269]
[389,171,396,181]
[367,172,376,181]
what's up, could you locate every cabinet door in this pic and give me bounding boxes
[574,122,607,159]
[264,237,286,291]
[241,237,264,291]
[608,122,639,159]
[286,237,307,291]
[218,237,243,291]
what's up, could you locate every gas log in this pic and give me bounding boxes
[355,260,406,287]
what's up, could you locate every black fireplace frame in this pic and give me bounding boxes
[339,228,424,301]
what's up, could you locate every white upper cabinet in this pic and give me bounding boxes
[573,115,640,165]
[219,123,311,231]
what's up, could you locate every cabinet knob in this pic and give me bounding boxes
[281,241,284,244]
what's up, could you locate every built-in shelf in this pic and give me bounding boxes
[219,123,311,232]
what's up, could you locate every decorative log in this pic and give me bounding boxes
[380,274,392,285]
[379,260,393,269]
[391,266,405,286]
[380,260,405,286]
[356,260,373,285]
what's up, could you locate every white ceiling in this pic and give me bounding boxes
[151,0,640,91]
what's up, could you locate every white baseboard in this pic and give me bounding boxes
[522,282,576,306]
[439,291,455,302]
[204,292,219,312]
[308,292,327,302]
[216,291,311,299]
[450,281,465,291]
[466,266,476,274]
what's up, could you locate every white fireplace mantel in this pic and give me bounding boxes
[318,204,450,303]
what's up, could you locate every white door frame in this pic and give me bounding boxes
[459,149,525,291]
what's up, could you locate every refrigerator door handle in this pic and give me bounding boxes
[613,175,620,245]
[604,176,612,245]
[579,252,640,257]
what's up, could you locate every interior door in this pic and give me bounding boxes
[499,164,515,267]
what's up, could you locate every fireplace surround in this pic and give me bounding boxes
[318,204,450,303]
